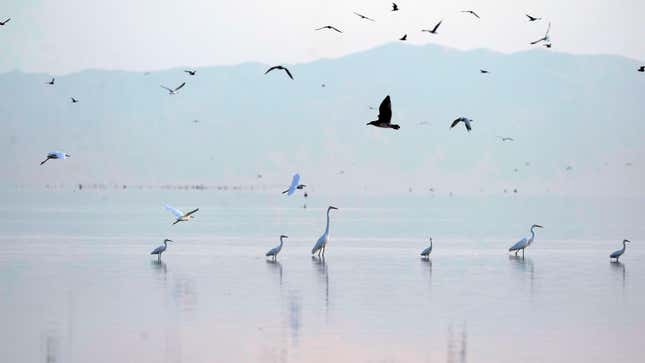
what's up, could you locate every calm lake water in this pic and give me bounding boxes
[1,189,643,363]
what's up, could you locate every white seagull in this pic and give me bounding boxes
[40,151,70,165]
[450,117,474,132]
[530,22,551,45]
[508,224,543,256]
[160,82,186,95]
[311,206,339,258]
[282,173,305,195]
[420,237,433,258]
[165,204,199,225]
[266,235,288,260]
[150,239,173,261]
[610,239,630,262]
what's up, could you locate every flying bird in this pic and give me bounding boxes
[0,18,10,26]
[420,237,433,258]
[311,206,339,258]
[184,70,196,76]
[530,21,551,44]
[508,224,543,256]
[282,173,304,195]
[391,3,399,11]
[70,97,79,103]
[160,82,186,95]
[399,34,407,41]
[480,69,490,74]
[354,12,375,21]
[165,204,199,225]
[264,65,294,80]
[367,95,400,130]
[461,10,480,19]
[526,14,541,22]
[46,78,55,85]
[315,25,343,33]
[450,117,473,132]
[266,235,288,261]
[421,20,442,34]
[610,240,630,262]
[638,66,644,72]
[150,239,173,261]
[498,136,514,142]
[40,151,70,165]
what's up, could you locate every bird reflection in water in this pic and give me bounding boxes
[287,291,302,346]
[509,255,536,297]
[446,322,468,363]
[312,256,330,316]
[610,261,626,290]
[266,259,283,287]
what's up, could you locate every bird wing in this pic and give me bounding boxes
[329,26,343,33]
[432,20,442,32]
[264,66,278,74]
[377,95,392,123]
[420,246,432,256]
[610,249,622,258]
[465,120,472,131]
[545,22,551,37]
[311,234,326,254]
[184,208,199,217]
[450,118,462,128]
[165,204,184,218]
[150,245,164,255]
[286,174,300,196]
[283,67,294,80]
[52,151,66,158]
[509,238,528,251]
[174,82,186,92]
[530,37,544,45]
[160,85,173,92]
[1,18,11,24]
[471,11,480,18]
[266,247,279,256]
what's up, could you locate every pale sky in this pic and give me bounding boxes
[0,0,643,74]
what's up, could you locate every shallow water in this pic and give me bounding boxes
[0,190,643,362]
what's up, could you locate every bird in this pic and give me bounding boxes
[266,235,288,260]
[480,69,490,74]
[150,239,173,261]
[311,206,339,258]
[399,34,407,41]
[526,14,541,22]
[450,117,473,132]
[0,18,10,26]
[70,97,79,103]
[391,3,399,11]
[544,43,552,48]
[46,78,55,85]
[508,224,543,256]
[315,25,343,33]
[354,12,375,21]
[282,173,304,195]
[367,95,400,130]
[530,22,551,45]
[421,20,442,34]
[638,66,644,72]
[610,239,630,262]
[165,204,199,225]
[40,151,70,165]
[498,136,514,142]
[160,82,186,95]
[420,237,433,258]
[264,65,294,80]
[184,69,196,76]
[461,10,480,19]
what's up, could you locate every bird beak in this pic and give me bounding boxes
[535,225,543,228]
[167,239,173,243]
[281,235,288,239]
[330,206,338,210]
[625,240,631,243]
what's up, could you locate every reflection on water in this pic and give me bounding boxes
[287,291,301,346]
[312,256,329,316]
[266,260,283,287]
[508,254,535,297]
[41,326,60,363]
[446,323,467,363]
[610,261,626,290]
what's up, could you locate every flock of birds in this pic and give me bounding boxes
[2,7,637,264]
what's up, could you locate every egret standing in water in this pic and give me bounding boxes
[150,239,173,261]
[282,173,305,195]
[165,204,199,225]
[311,206,339,258]
[610,239,630,262]
[266,235,288,261]
[40,151,70,165]
[508,224,543,256]
[420,237,433,258]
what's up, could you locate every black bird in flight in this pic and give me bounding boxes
[392,3,399,11]
[316,25,343,33]
[46,78,55,85]
[354,12,375,21]
[264,65,294,80]
[497,136,514,142]
[367,95,400,130]
[480,69,490,74]
[530,22,551,45]
[421,20,442,34]
[184,70,196,76]
[526,14,541,22]
[399,34,407,41]
[70,97,79,103]
[0,18,10,26]
[450,117,473,132]
[461,10,480,19]
[638,66,644,72]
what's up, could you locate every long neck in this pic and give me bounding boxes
[325,209,331,234]
[529,227,536,242]
[279,237,284,248]
[164,240,168,247]
[622,241,627,251]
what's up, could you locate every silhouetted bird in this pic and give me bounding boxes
[421,20,442,34]
[638,66,644,72]
[544,43,552,48]
[399,34,407,41]
[367,95,400,130]
[46,78,55,85]
[526,14,541,22]
[530,22,551,44]
[392,3,399,11]
[354,12,375,21]
[0,18,10,26]
[316,25,343,33]
[70,97,79,103]
[480,69,490,74]
[450,117,473,132]
[184,70,196,76]
[264,65,294,80]
[461,10,480,19]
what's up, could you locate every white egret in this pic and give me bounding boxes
[150,239,173,261]
[282,173,305,195]
[420,237,433,258]
[165,204,199,225]
[311,206,339,257]
[509,224,543,256]
[610,239,630,262]
[160,82,186,95]
[265,235,288,260]
[40,151,70,165]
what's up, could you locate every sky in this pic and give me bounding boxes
[0,0,643,74]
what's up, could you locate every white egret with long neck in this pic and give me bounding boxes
[508,224,543,256]
[311,206,339,258]
[165,204,199,225]
[265,235,288,260]
[610,239,630,262]
[420,237,433,258]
